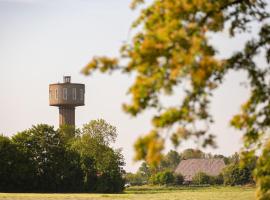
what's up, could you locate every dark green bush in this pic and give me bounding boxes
[192,172,211,185]
[125,172,145,186]
[223,164,254,186]
[174,173,184,185]
[151,171,175,185]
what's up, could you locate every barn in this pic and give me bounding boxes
[174,158,226,182]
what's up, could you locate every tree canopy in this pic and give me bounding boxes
[82,0,269,198]
[0,120,125,193]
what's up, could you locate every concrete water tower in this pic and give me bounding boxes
[49,76,85,127]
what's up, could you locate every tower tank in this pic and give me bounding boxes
[49,76,85,127]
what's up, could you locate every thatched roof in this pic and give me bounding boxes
[174,158,226,181]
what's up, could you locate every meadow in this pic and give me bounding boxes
[0,186,255,200]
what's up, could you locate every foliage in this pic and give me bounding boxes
[82,0,270,197]
[254,140,270,200]
[192,172,211,185]
[11,124,84,192]
[174,173,184,185]
[71,119,125,193]
[180,148,205,160]
[80,119,117,146]
[159,150,181,171]
[150,170,176,185]
[211,174,224,185]
[223,162,255,186]
[82,0,269,161]
[138,162,152,179]
[125,172,145,186]
[0,120,125,193]
[134,130,164,166]
[0,135,36,192]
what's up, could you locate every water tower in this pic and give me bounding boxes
[49,76,85,127]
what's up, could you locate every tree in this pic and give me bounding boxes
[0,135,33,191]
[254,140,270,200]
[71,119,125,193]
[192,172,211,185]
[174,173,184,185]
[180,148,205,160]
[159,150,181,171]
[12,124,84,192]
[223,163,254,186]
[138,162,151,181]
[150,170,175,185]
[0,121,125,193]
[125,172,145,186]
[82,0,269,198]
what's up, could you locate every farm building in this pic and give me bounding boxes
[175,158,226,182]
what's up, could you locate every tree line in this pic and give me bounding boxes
[0,119,125,193]
[125,149,256,186]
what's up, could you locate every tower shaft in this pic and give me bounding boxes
[59,107,75,126]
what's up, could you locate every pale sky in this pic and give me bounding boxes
[0,0,265,172]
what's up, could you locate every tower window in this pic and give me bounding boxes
[72,88,76,100]
[80,89,84,101]
[49,90,52,99]
[55,89,58,100]
[63,88,67,100]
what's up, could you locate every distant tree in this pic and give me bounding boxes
[0,121,125,193]
[213,154,229,165]
[192,172,211,185]
[81,119,117,146]
[72,119,125,193]
[0,135,34,191]
[174,173,184,185]
[181,148,205,160]
[212,174,224,185]
[12,124,84,192]
[58,124,80,144]
[223,163,254,186]
[151,170,175,185]
[192,171,224,185]
[227,152,240,165]
[159,150,181,171]
[138,162,151,181]
[125,172,145,186]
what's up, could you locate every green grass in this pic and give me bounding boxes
[0,186,255,200]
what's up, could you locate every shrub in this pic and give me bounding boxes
[125,172,145,186]
[223,164,254,186]
[208,174,224,185]
[151,171,175,185]
[213,174,224,185]
[174,173,184,185]
[192,172,211,185]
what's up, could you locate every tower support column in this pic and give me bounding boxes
[59,107,75,126]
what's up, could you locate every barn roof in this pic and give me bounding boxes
[174,158,226,181]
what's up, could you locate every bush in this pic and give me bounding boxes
[151,171,175,185]
[192,172,224,185]
[192,172,211,185]
[174,173,184,185]
[208,174,224,185]
[125,172,145,186]
[223,164,254,186]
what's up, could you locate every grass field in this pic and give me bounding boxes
[0,186,255,200]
